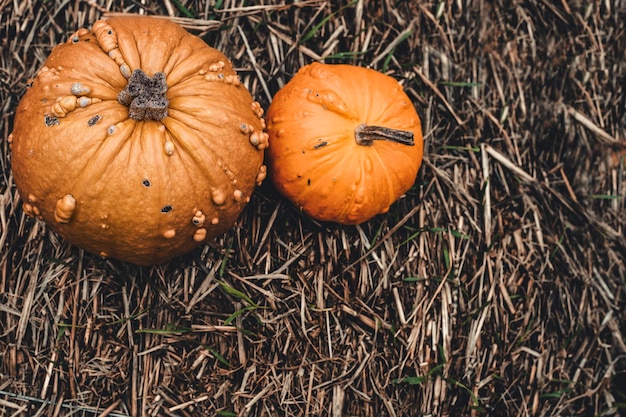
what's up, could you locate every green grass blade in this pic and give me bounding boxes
[439,81,481,87]
[300,0,358,44]
[393,375,427,385]
[135,324,192,334]
[224,305,258,325]
[171,0,195,18]
[207,346,232,368]
[218,280,257,307]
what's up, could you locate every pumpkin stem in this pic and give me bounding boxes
[354,124,414,146]
[118,69,169,121]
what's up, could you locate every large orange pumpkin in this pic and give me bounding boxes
[9,16,268,265]
[265,63,423,225]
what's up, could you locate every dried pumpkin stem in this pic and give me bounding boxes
[354,124,414,146]
[118,69,169,121]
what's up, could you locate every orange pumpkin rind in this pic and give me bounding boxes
[10,16,268,265]
[265,62,424,225]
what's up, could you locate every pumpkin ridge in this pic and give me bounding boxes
[162,110,228,156]
[159,116,237,194]
[136,123,179,236]
[166,102,230,131]
[381,149,420,195]
[45,121,136,232]
[368,147,399,212]
[35,54,123,99]
[159,134,207,213]
[135,24,187,74]
[159,33,189,75]
[33,107,130,200]
[303,150,371,223]
[44,29,128,92]
[71,119,137,197]
[286,139,353,208]
[161,36,211,85]
[340,149,387,222]
[167,74,243,97]
[166,100,267,153]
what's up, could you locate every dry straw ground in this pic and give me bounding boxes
[1,1,625,416]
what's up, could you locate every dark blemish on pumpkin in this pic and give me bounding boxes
[107,30,113,35]
[88,115,101,126]
[192,210,206,226]
[44,115,60,126]
[307,179,311,186]
[239,123,251,134]
[72,36,79,43]
[161,205,173,213]
[142,179,151,187]
[314,141,328,149]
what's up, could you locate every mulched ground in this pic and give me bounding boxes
[1,1,625,416]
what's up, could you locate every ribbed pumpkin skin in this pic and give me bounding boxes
[265,63,423,225]
[9,16,268,265]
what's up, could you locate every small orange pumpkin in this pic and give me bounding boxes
[9,16,268,265]
[265,63,423,225]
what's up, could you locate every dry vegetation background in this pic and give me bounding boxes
[1,1,625,416]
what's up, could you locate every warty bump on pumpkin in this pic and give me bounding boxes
[9,16,269,265]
